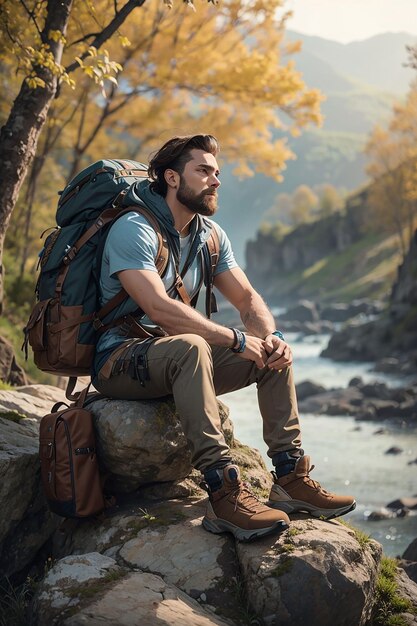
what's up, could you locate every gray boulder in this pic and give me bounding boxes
[387,497,417,511]
[296,380,327,401]
[280,300,319,323]
[236,519,381,626]
[320,300,382,323]
[320,303,353,322]
[90,396,233,493]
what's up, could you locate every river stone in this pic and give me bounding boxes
[0,416,59,578]
[62,571,231,626]
[387,497,417,511]
[296,380,327,400]
[89,396,233,493]
[298,386,364,416]
[280,300,319,323]
[236,519,382,626]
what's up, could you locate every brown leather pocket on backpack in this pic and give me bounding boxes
[48,304,93,372]
[25,299,51,351]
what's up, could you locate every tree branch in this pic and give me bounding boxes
[18,0,42,39]
[68,31,101,47]
[65,0,147,74]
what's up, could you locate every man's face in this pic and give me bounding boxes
[176,149,221,217]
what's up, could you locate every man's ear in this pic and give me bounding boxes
[164,168,179,189]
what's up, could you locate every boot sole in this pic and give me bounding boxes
[267,499,356,520]
[202,516,288,542]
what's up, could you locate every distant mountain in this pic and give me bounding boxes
[286,31,417,95]
[215,31,417,264]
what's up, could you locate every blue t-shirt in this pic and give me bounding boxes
[93,211,238,377]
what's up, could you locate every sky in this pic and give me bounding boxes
[285,0,417,43]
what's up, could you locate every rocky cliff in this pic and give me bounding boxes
[245,191,369,303]
[322,229,417,372]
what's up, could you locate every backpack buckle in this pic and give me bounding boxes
[112,188,128,208]
[63,247,77,264]
[93,315,105,331]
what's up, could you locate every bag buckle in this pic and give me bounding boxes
[93,315,105,331]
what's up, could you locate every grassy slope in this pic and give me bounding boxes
[263,231,402,305]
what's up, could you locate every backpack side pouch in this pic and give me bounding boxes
[24,298,94,376]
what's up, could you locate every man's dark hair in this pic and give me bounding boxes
[148,134,219,196]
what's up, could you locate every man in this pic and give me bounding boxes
[92,134,355,542]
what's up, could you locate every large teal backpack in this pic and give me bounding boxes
[22,159,170,393]
[23,158,220,398]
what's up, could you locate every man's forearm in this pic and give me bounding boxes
[151,296,236,347]
[239,291,276,339]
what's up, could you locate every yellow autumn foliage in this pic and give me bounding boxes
[366,80,417,258]
[1,0,322,275]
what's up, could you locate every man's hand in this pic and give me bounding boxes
[263,334,293,370]
[238,335,269,369]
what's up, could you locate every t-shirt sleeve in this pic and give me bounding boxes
[104,213,159,278]
[212,223,239,276]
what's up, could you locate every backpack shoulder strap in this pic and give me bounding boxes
[133,205,169,275]
[206,223,220,276]
[203,224,221,318]
[95,204,171,329]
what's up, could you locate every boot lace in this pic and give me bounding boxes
[299,464,331,496]
[230,482,266,513]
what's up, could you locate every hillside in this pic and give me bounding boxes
[216,31,415,264]
[244,190,402,307]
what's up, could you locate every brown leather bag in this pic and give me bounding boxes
[39,388,105,518]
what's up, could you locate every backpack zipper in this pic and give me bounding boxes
[57,415,76,507]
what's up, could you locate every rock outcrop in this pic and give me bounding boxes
[33,552,232,626]
[40,499,382,626]
[322,229,417,374]
[1,383,415,625]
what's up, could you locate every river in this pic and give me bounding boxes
[220,333,417,557]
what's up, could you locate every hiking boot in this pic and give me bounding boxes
[202,465,289,542]
[268,455,356,520]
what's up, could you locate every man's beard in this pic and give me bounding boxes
[176,176,218,216]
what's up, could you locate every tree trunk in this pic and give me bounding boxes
[0,0,148,313]
[0,0,73,313]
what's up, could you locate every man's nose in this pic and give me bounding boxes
[210,174,221,188]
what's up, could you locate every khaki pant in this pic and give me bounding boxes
[95,333,301,471]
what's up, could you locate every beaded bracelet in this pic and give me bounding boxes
[229,327,246,353]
